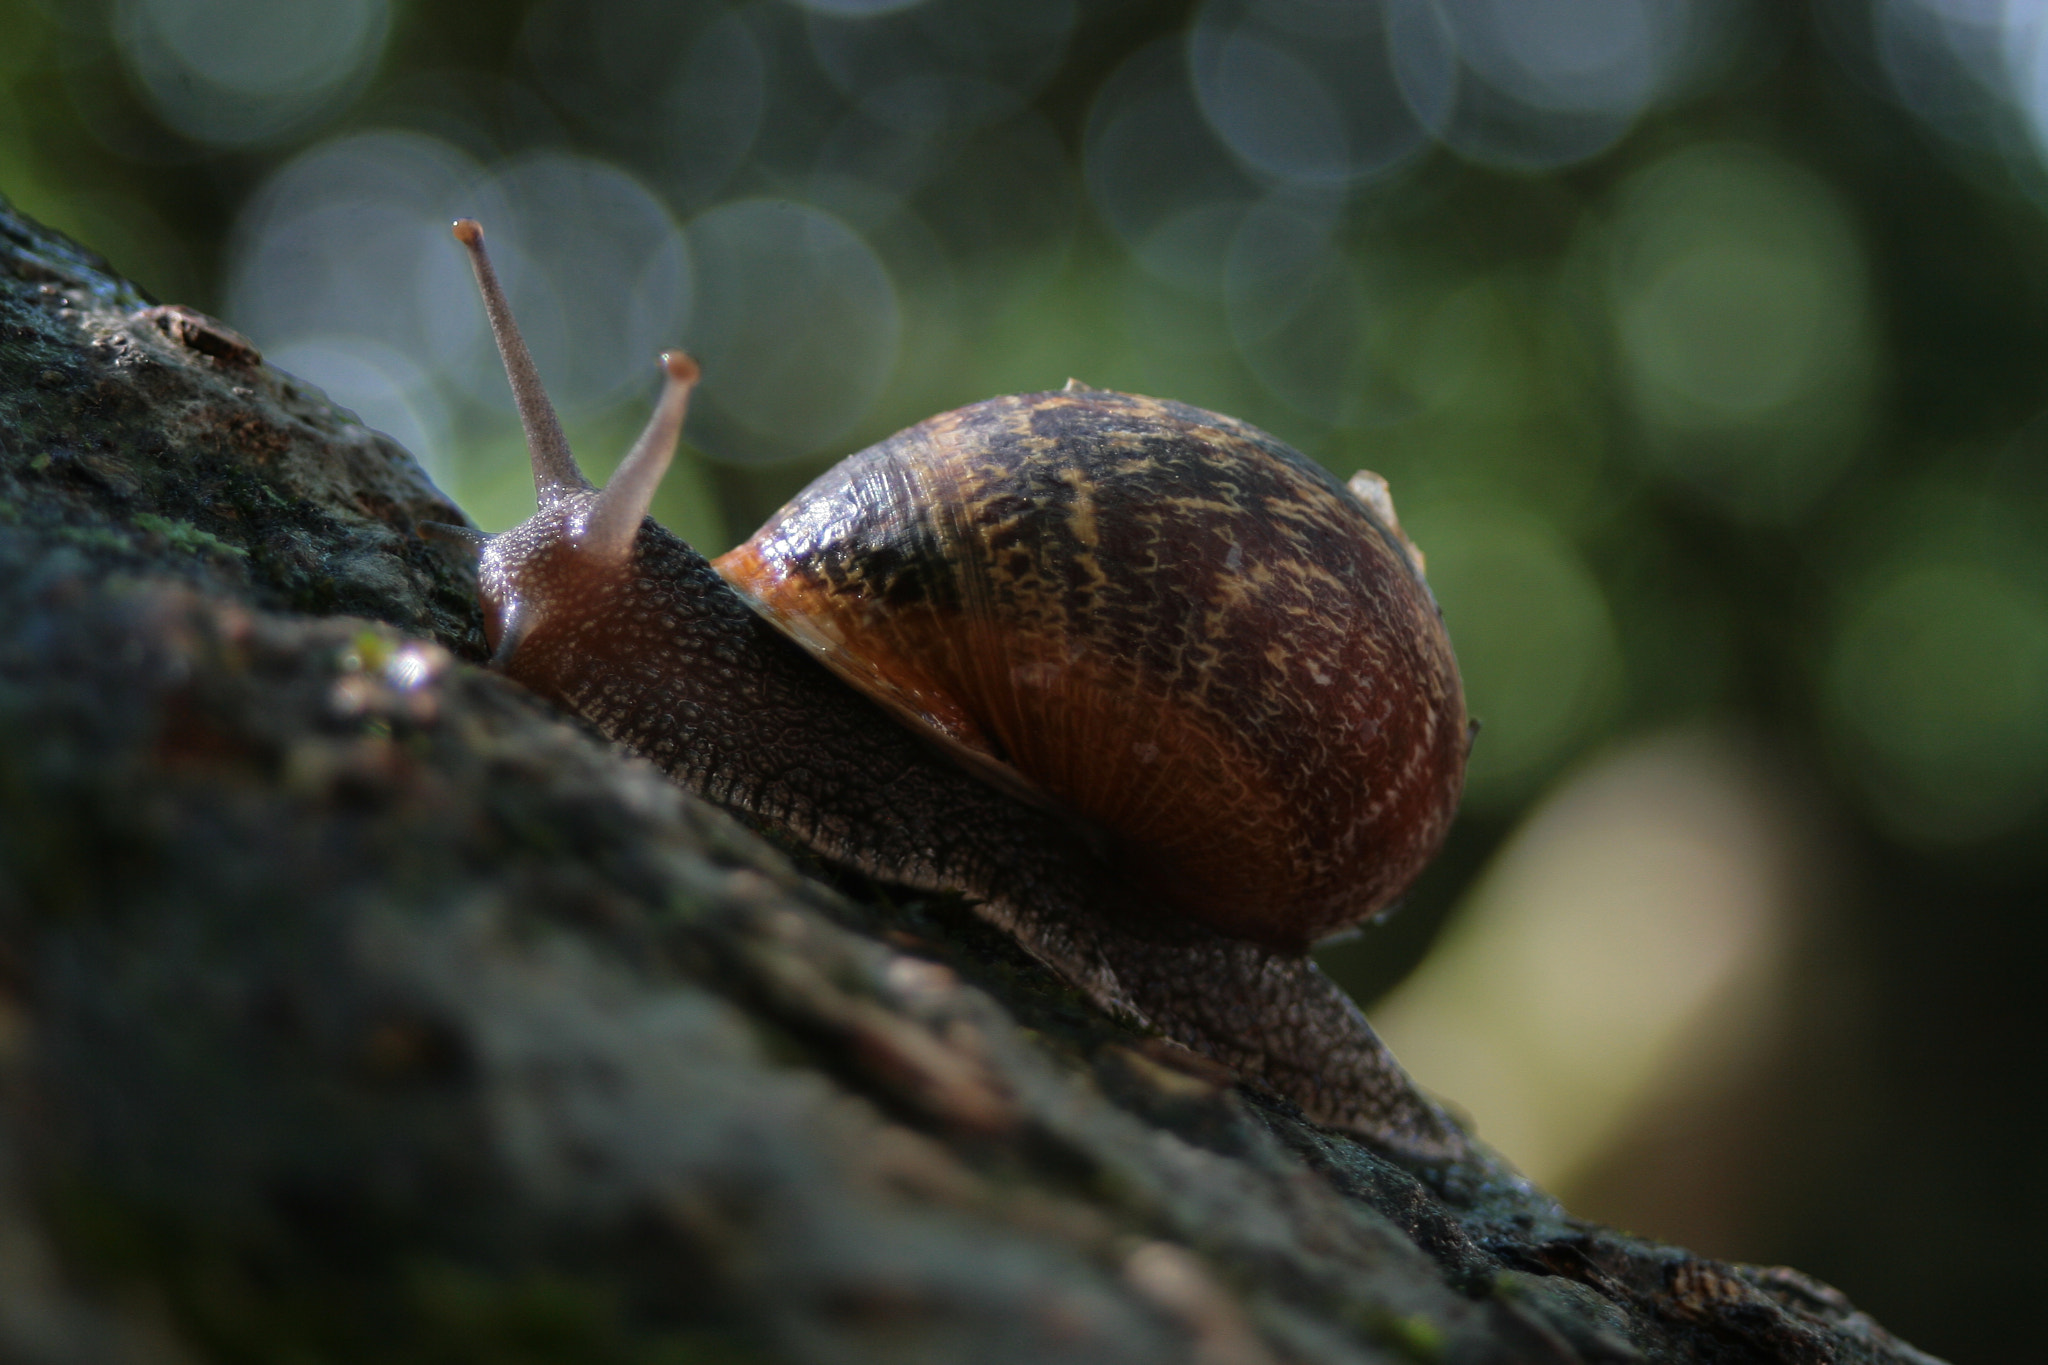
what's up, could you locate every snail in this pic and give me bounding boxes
[424,220,1472,1161]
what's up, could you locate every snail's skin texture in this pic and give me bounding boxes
[440,220,1473,1163]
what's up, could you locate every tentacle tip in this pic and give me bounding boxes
[661,350,700,385]
[451,219,484,248]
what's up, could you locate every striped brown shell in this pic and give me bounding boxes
[712,386,1466,951]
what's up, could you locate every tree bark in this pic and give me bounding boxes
[0,196,1943,1365]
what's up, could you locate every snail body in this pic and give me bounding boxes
[431,220,1471,1161]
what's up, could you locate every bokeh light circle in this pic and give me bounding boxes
[1084,40,1260,280]
[1189,0,1431,190]
[684,199,902,460]
[1223,198,1362,423]
[1825,557,2048,845]
[268,338,452,483]
[227,131,489,478]
[791,0,930,16]
[1998,4,2048,161]
[1604,143,1876,522]
[114,0,389,147]
[228,132,483,353]
[519,0,764,209]
[228,136,692,518]
[458,155,694,418]
[1864,0,2048,184]
[1453,0,1663,115]
[805,0,1075,134]
[1387,0,1699,170]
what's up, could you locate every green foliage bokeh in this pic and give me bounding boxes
[5,1,2045,1358]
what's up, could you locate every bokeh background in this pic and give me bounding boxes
[3,0,2043,1357]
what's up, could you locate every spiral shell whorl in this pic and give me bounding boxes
[715,389,1465,950]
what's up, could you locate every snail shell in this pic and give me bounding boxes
[714,385,1466,951]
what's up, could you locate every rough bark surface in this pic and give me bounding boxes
[0,197,1943,1365]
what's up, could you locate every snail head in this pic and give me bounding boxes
[419,219,699,668]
